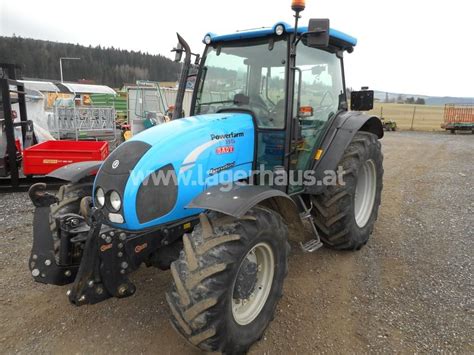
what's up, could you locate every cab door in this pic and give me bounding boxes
[289,43,346,193]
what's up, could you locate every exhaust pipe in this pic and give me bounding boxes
[172,33,192,121]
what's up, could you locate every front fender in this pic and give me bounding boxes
[188,184,305,240]
[47,161,103,183]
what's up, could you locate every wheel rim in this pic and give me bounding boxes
[354,159,377,228]
[232,242,275,326]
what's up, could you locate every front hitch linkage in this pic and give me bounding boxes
[28,183,136,305]
[67,208,136,305]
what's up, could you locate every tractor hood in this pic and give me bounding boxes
[94,112,255,231]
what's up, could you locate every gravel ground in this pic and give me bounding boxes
[0,131,472,354]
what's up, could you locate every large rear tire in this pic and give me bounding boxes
[311,131,383,250]
[167,207,290,354]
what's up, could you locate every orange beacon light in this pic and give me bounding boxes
[291,0,306,12]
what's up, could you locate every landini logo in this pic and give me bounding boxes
[112,160,120,169]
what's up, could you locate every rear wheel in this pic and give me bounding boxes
[167,207,290,354]
[311,131,383,250]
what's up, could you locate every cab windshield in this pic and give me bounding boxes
[195,37,288,129]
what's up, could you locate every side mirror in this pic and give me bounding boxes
[306,19,330,48]
[351,90,374,111]
[174,43,183,62]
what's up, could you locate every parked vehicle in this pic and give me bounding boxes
[28,1,384,353]
[382,117,397,131]
[442,103,474,134]
[379,106,397,131]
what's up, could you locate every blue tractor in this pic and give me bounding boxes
[28,1,383,353]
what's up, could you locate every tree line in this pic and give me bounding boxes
[0,35,181,88]
[385,92,425,105]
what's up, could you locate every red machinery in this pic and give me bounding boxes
[442,104,474,134]
[23,140,108,175]
[1,63,109,188]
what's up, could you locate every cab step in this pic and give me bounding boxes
[300,238,323,253]
[297,195,323,253]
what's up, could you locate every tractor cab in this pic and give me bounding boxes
[184,16,358,192]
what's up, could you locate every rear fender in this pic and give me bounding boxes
[305,111,383,195]
[187,184,305,241]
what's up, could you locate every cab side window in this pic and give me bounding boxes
[292,45,344,174]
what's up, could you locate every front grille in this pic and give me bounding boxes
[136,164,178,224]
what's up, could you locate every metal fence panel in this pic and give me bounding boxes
[52,107,116,140]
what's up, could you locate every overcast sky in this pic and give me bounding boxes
[1,0,472,97]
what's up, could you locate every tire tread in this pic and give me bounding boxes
[311,131,383,250]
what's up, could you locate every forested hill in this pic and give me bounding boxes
[0,36,181,87]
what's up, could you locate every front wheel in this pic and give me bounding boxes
[311,131,383,250]
[167,207,290,354]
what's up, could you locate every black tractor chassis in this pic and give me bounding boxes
[28,187,198,306]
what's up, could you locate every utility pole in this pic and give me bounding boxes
[410,106,417,131]
[59,57,81,82]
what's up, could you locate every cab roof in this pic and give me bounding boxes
[204,22,357,50]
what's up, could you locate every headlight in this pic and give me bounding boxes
[109,190,122,212]
[275,24,285,36]
[204,35,212,45]
[95,187,105,207]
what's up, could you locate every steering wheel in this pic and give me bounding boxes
[271,99,286,116]
[250,97,275,127]
[250,96,269,111]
